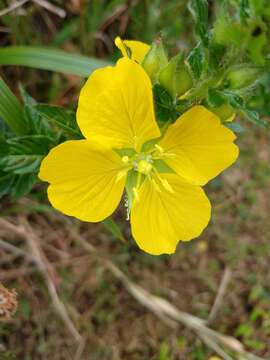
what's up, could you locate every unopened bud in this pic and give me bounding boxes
[225,65,262,90]
[142,38,168,83]
[159,54,193,97]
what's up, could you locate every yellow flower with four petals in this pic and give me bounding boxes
[39,55,239,255]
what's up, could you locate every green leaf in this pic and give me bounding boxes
[212,17,246,47]
[0,172,38,200]
[19,86,52,135]
[247,21,267,65]
[240,108,268,127]
[153,84,179,123]
[222,91,244,108]
[0,47,110,77]
[189,0,209,45]
[187,43,205,79]
[0,77,27,135]
[7,135,55,155]
[11,174,38,199]
[239,0,250,22]
[0,172,14,199]
[35,104,82,138]
[102,218,126,243]
[0,135,54,175]
[223,91,268,127]
[0,136,9,155]
[0,155,42,175]
[207,89,226,107]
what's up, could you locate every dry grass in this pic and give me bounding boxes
[0,126,269,359]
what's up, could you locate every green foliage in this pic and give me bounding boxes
[187,42,206,80]
[0,77,26,135]
[153,84,180,123]
[0,85,82,199]
[158,341,172,360]
[159,54,193,97]
[142,39,168,83]
[102,218,126,243]
[0,0,269,203]
[189,0,209,45]
[34,105,82,139]
[0,47,110,77]
[0,350,16,360]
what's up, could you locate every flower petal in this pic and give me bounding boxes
[130,174,211,255]
[115,36,150,64]
[159,105,239,185]
[39,140,126,222]
[77,58,160,152]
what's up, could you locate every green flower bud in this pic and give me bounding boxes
[159,54,193,97]
[142,38,168,83]
[225,65,262,90]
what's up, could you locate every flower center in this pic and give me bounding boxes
[122,152,154,175]
[137,159,153,175]
[120,146,174,213]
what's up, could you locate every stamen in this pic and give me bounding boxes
[160,178,174,193]
[152,144,176,160]
[122,155,130,164]
[154,144,164,154]
[163,152,176,159]
[153,168,174,193]
[116,169,127,182]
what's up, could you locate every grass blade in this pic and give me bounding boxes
[0,47,110,77]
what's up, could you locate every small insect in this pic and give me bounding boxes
[0,283,17,321]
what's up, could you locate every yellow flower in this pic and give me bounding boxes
[115,36,149,64]
[39,58,239,255]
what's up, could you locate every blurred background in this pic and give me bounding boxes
[0,0,270,359]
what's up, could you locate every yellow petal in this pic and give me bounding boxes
[130,174,211,255]
[115,36,150,64]
[159,106,239,185]
[39,140,126,222]
[77,58,160,152]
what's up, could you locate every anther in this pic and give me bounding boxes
[160,178,174,193]
[154,144,164,153]
[122,155,130,164]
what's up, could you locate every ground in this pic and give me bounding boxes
[0,1,270,359]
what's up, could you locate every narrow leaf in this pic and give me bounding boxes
[189,0,209,45]
[0,77,26,135]
[35,104,82,138]
[187,43,205,79]
[0,47,110,77]
[223,91,268,128]
[102,218,126,243]
[11,174,38,199]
